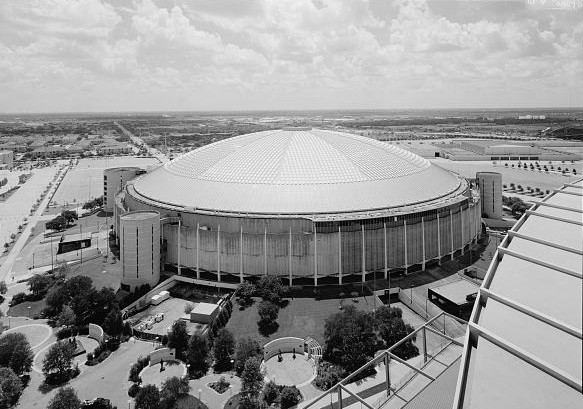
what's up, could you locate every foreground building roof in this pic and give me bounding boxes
[453,178,583,408]
[132,128,464,216]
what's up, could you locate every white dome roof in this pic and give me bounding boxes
[132,129,462,215]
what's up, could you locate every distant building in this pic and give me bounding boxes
[0,150,13,169]
[96,142,132,155]
[476,172,503,219]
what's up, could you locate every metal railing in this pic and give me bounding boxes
[302,312,467,409]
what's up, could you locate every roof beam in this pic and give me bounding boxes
[497,246,582,279]
[532,200,583,214]
[507,230,583,255]
[479,288,582,339]
[387,352,435,380]
[470,323,582,393]
[525,209,583,226]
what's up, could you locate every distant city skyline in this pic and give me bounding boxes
[0,0,581,113]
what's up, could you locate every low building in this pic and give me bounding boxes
[0,150,14,169]
[57,233,92,254]
[189,302,220,324]
[428,279,479,320]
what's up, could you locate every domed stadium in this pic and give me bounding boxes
[114,128,481,290]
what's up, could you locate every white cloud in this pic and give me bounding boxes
[0,0,580,112]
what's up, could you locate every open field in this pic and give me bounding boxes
[431,158,581,192]
[226,295,377,346]
[51,156,159,206]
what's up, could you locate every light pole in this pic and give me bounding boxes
[27,306,31,318]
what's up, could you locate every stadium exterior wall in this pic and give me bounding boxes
[116,183,481,286]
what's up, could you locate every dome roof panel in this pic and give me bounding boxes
[133,129,463,215]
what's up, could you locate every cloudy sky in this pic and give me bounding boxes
[0,0,581,113]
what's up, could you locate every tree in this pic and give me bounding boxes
[167,320,189,360]
[256,275,283,304]
[263,381,279,406]
[0,332,33,375]
[236,281,256,306]
[57,305,77,328]
[280,386,302,409]
[258,301,279,322]
[28,273,51,297]
[239,357,264,409]
[46,215,68,231]
[42,341,75,383]
[0,367,23,409]
[60,210,78,225]
[45,283,68,317]
[374,306,419,360]
[184,302,194,314]
[55,261,70,278]
[212,328,236,371]
[234,337,263,376]
[323,305,379,372]
[102,308,123,335]
[135,384,161,409]
[47,387,81,409]
[186,334,209,378]
[160,376,189,408]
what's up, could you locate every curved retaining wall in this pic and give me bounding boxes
[264,337,305,361]
[88,323,104,343]
[149,348,176,366]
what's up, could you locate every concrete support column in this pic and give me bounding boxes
[449,209,455,260]
[217,225,221,282]
[460,206,465,255]
[177,219,181,276]
[196,222,200,279]
[437,213,441,265]
[383,222,388,280]
[313,229,318,286]
[264,227,268,275]
[239,225,243,283]
[385,353,391,397]
[422,327,428,364]
[404,220,408,269]
[288,227,293,286]
[361,224,366,282]
[338,226,343,285]
[421,217,426,270]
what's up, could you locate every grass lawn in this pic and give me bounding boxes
[7,298,47,318]
[223,393,240,409]
[175,395,210,409]
[226,295,376,346]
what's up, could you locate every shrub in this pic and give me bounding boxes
[10,292,28,306]
[184,302,195,314]
[280,386,302,409]
[128,383,141,398]
[128,356,150,383]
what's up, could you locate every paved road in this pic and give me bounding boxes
[0,167,67,283]
[114,121,169,164]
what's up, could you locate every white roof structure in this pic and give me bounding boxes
[191,302,219,316]
[132,128,464,216]
[453,178,583,408]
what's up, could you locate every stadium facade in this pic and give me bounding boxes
[113,128,481,290]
